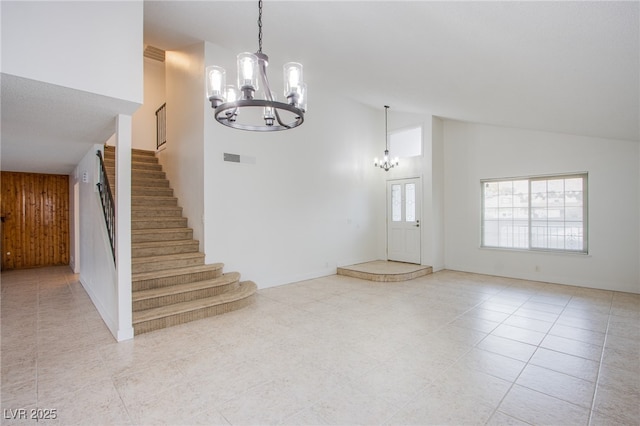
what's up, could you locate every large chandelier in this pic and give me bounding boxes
[206,0,306,131]
[374,105,399,171]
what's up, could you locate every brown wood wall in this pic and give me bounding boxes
[1,172,70,269]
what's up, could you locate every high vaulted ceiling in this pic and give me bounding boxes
[1,1,638,176]
[144,1,639,142]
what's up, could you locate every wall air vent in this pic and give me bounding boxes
[223,153,241,163]
[144,45,165,62]
[223,153,256,164]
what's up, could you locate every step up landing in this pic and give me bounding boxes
[337,260,432,282]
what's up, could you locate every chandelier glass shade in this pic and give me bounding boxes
[374,105,399,171]
[206,1,306,131]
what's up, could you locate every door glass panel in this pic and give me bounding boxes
[405,183,415,222]
[391,184,401,222]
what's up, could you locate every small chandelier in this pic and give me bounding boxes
[206,0,306,131]
[374,105,399,171]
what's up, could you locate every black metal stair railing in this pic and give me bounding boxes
[156,103,167,149]
[96,150,116,263]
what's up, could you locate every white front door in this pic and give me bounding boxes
[387,178,422,264]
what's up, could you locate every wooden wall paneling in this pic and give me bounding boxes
[1,172,70,269]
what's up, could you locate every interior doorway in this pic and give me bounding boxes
[387,177,422,264]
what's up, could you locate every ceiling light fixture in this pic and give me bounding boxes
[206,0,306,131]
[374,105,399,171]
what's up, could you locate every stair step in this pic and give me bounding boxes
[103,146,256,335]
[106,166,165,180]
[131,148,156,157]
[131,186,174,197]
[104,159,162,172]
[131,157,159,165]
[106,146,156,159]
[132,263,224,291]
[132,239,199,257]
[132,228,194,243]
[129,177,170,188]
[131,217,188,230]
[132,206,183,218]
[132,252,205,274]
[132,195,178,207]
[132,281,257,335]
[133,163,162,172]
[132,155,160,164]
[132,272,241,311]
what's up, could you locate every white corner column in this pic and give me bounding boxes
[115,114,134,341]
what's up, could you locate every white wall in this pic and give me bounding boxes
[1,0,143,104]
[158,44,206,249]
[69,180,79,273]
[157,41,383,288]
[75,123,134,342]
[201,44,382,288]
[75,144,120,339]
[132,57,166,151]
[431,117,445,271]
[114,115,133,341]
[444,120,640,294]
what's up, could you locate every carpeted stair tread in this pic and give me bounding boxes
[131,217,188,229]
[132,206,183,217]
[131,187,174,197]
[132,262,224,282]
[129,178,170,188]
[104,146,154,158]
[133,281,257,324]
[132,227,192,234]
[104,159,161,171]
[132,196,178,206]
[132,239,199,257]
[132,239,197,249]
[131,215,185,221]
[132,252,204,264]
[105,146,257,334]
[132,228,194,243]
[132,195,177,201]
[131,227,193,236]
[132,252,205,274]
[106,165,164,175]
[132,272,240,303]
[131,163,163,171]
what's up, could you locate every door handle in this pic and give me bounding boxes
[415,220,420,227]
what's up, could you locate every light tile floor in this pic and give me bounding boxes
[1,265,639,425]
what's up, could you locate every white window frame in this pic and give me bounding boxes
[481,173,588,254]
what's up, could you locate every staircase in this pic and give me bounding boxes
[103,146,256,335]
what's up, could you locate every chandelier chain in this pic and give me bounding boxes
[385,105,390,149]
[207,0,306,131]
[257,0,263,53]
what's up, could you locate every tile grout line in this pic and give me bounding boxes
[586,292,614,426]
[480,282,539,425]
[490,290,608,425]
[35,273,41,411]
[479,283,612,424]
[4,267,636,425]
